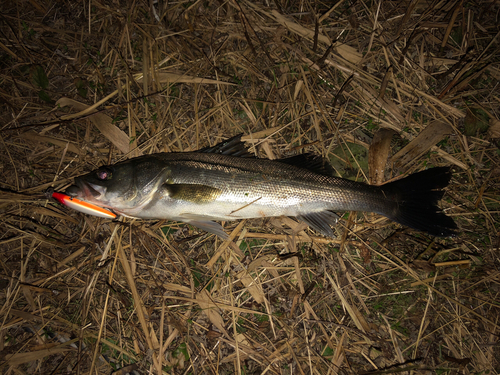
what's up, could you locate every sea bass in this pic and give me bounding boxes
[63,135,457,238]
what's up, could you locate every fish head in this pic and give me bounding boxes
[65,157,168,215]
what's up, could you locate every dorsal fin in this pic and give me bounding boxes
[278,154,335,176]
[198,134,255,158]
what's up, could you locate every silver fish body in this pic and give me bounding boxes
[65,136,457,238]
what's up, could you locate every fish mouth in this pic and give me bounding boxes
[65,184,82,197]
[65,179,107,200]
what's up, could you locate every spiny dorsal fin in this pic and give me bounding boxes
[278,154,335,176]
[198,134,255,158]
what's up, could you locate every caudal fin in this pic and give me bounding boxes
[381,167,457,237]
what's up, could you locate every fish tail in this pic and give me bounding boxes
[380,167,457,237]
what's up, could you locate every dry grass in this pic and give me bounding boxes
[1,0,499,374]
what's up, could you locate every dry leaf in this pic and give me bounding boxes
[56,98,131,154]
[268,10,362,64]
[5,346,73,366]
[236,269,266,304]
[151,72,235,85]
[410,259,436,273]
[369,128,396,185]
[20,131,81,154]
[392,121,452,167]
[351,81,404,124]
[196,290,227,335]
[488,118,500,138]
[325,272,371,334]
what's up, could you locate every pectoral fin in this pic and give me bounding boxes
[163,184,222,203]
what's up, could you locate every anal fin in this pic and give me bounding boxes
[297,211,340,237]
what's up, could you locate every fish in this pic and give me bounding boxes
[63,134,457,238]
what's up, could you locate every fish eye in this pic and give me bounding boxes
[96,168,113,180]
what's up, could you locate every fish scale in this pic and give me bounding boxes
[165,156,377,212]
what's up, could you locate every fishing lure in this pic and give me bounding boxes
[51,191,116,219]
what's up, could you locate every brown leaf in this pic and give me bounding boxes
[56,98,131,154]
[20,131,81,154]
[236,268,266,304]
[488,118,500,138]
[360,244,372,264]
[151,73,236,85]
[369,128,396,185]
[5,346,73,366]
[410,259,436,273]
[268,9,362,64]
[392,121,452,168]
[206,329,222,339]
[196,290,227,336]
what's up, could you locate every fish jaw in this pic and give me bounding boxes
[65,177,117,210]
[64,177,146,217]
[66,179,106,201]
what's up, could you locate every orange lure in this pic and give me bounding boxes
[52,191,116,219]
